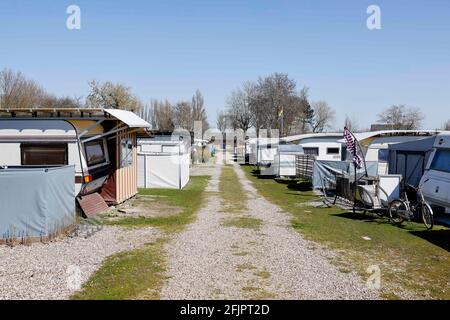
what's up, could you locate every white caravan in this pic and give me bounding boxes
[281,133,345,161]
[0,109,151,198]
[420,133,450,212]
[246,138,279,165]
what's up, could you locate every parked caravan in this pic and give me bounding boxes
[420,133,450,212]
[345,130,440,175]
[246,138,279,165]
[0,108,151,216]
[137,137,190,189]
[281,133,345,161]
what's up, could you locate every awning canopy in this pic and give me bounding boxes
[104,109,151,128]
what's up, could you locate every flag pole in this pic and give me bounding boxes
[344,126,368,178]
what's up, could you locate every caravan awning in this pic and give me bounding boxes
[104,109,151,128]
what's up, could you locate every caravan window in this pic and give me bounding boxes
[430,149,450,173]
[303,147,319,156]
[21,143,68,165]
[120,138,133,168]
[327,147,340,155]
[84,140,106,167]
[378,149,389,163]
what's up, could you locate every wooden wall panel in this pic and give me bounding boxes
[113,128,138,204]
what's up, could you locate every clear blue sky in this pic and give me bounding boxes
[1,0,449,129]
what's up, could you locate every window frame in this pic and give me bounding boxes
[21,143,68,166]
[378,149,390,163]
[303,147,319,156]
[84,139,108,168]
[326,147,340,155]
[430,149,450,173]
[120,138,133,168]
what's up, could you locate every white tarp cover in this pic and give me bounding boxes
[267,154,297,176]
[0,166,75,239]
[259,147,278,162]
[137,139,190,189]
[262,144,304,176]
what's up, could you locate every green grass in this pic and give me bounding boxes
[242,165,450,300]
[71,238,167,300]
[219,165,247,213]
[109,176,210,233]
[73,176,211,299]
[223,216,262,230]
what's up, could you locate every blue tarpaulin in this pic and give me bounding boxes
[0,166,75,240]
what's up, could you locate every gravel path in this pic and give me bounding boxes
[0,226,159,300]
[161,160,380,299]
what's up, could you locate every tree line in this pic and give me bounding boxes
[0,68,209,132]
[218,72,442,135]
[1,68,447,133]
[219,73,336,136]
[139,90,209,133]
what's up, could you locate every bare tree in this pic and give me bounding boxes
[86,80,142,112]
[443,119,450,130]
[344,114,359,132]
[310,101,335,133]
[191,89,209,132]
[297,87,314,134]
[250,73,296,134]
[377,105,425,130]
[39,94,83,109]
[248,73,311,136]
[216,110,228,134]
[140,99,174,132]
[174,101,194,131]
[226,82,254,135]
[0,68,46,109]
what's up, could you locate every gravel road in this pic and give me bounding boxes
[0,226,159,300]
[161,160,380,299]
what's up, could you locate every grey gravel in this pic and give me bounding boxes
[0,226,159,300]
[161,159,381,299]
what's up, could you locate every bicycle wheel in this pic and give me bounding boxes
[421,202,434,230]
[388,200,407,225]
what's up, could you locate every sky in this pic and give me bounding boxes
[0,0,449,130]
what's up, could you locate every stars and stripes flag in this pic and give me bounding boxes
[343,127,363,169]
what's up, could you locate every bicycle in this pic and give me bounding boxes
[388,181,434,230]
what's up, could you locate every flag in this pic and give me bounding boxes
[343,127,363,169]
[278,106,283,118]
